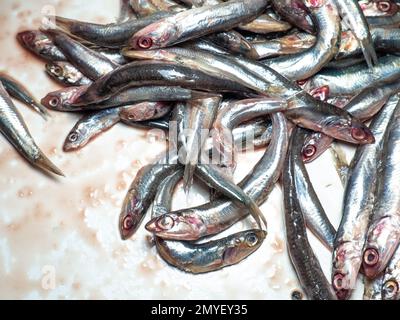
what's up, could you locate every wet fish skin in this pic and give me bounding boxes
[332,95,399,300]
[119,101,172,122]
[283,127,336,300]
[334,0,378,68]
[238,13,292,34]
[305,55,400,96]
[41,85,203,112]
[184,38,231,56]
[213,98,286,173]
[118,0,137,22]
[119,163,180,240]
[45,61,92,86]
[152,170,183,218]
[362,99,400,279]
[367,9,400,27]
[263,0,341,81]
[291,128,336,250]
[126,47,374,145]
[284,93,375,145]
[337,28,400,61]
[195,163,267,230]
[44,29,118,80]
[271,0,315,34]
[0,73,50,120]
[122,117,170,130]
[16,30,67,62]
[63,108,121,152]
[156,229,266,273]
[129,0,268,49]
[183,95,221,191]
[53,11,171,48]
[302,78,400,163]
[71,60,255,106]
[206,31,255,57]
[145,113,288,241]
[130,0,159,16]
[0,82,64,177]
[123,46,280,96]
[251,32,316,60]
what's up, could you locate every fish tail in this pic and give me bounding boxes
[52,16,74,32]
[183,163,195,193]
[34,152,65,177]
[359,38,378,69]
[247,199,267,231]
[31,101,51,120]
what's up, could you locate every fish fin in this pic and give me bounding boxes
[183,164,195,194]
[52,16,74,32]
[31,101,51,120]
[35,152,65,177]
[359,38,378,69]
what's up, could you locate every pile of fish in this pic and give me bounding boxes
[3,0,400,300]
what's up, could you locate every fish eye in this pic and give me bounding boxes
[137,36,153,49]
[363,248,379,266]
[23,32,35,43]
[245,233,259,247]
[351,127,367,141]
[127,113,136,120]
[122,214,134,230]
[52,66,63,77]
[291,290,303,300]
[156,215,174,230]
[68,132,79,142]
[302,144,317,159]
[377,1,391,12]
[49,97,59,107]
[383,280,398,299]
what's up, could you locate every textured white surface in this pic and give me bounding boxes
[0,0,363,299]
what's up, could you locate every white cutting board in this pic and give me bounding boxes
[0,0,364,299]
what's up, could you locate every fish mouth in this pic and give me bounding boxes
[17,31,36,48]
[145,214,203,241]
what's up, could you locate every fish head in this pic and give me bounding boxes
[375,1,398,14]
[17,30,44,51]
[119,194,144,240]
[320,113,375,145]
[120,102,170,122]
[130,20,179,50]
[145,211,206,240]
[222,230,266,265]
[332,242,362,299]
[301,132,325,162]
[362,217,400,279]
[41,86,88,111]
[63,124,89,152]
[359,0,398,17]
[45,62,67,81]
[382,279,399,300]
[274,0,315,34]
